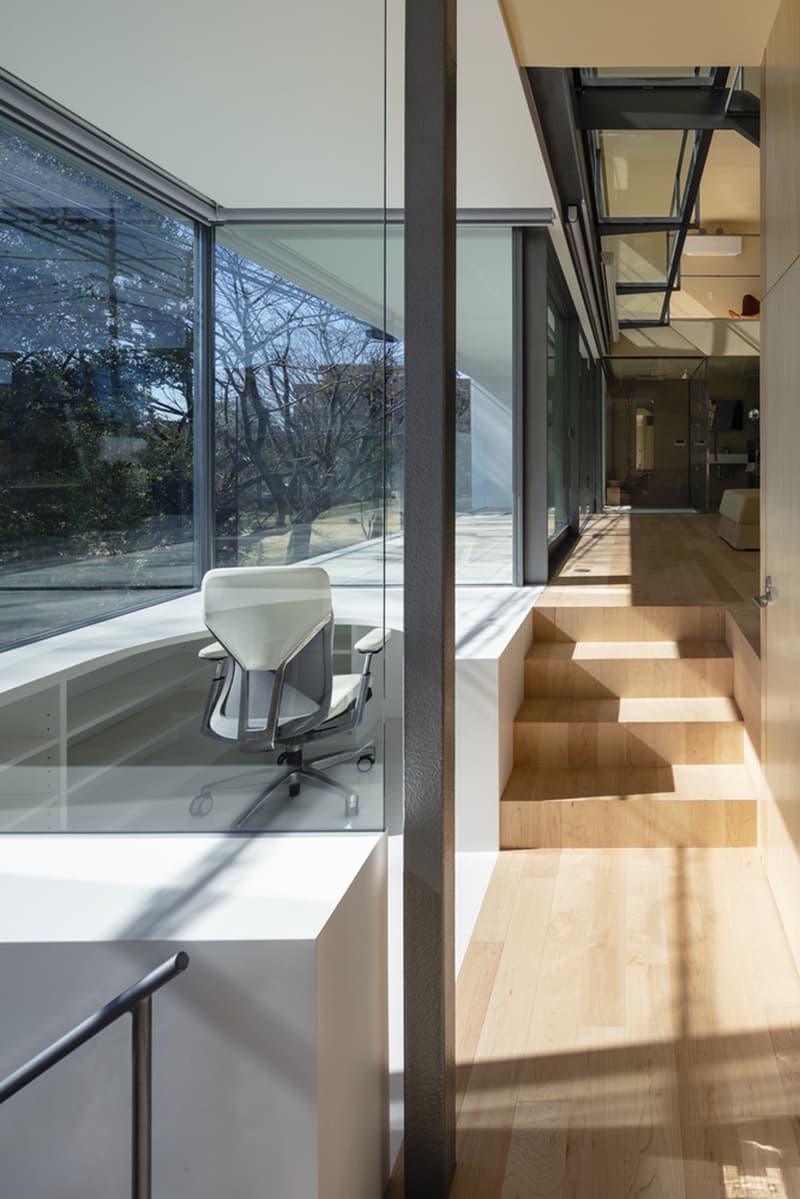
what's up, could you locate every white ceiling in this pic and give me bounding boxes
[1,0,621,354]
[2,0,556,213]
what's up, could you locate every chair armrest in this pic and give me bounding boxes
[198,641,227,661]
[355,627,392,655]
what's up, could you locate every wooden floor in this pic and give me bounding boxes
[545,514,761,653]
[452,848,800,1199]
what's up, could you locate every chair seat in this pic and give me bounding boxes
[327,674,361,721]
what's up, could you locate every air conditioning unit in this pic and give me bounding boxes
[683,235,742,257]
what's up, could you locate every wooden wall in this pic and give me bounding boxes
[761,0,800,970]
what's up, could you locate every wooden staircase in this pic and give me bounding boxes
[500,605,757,849]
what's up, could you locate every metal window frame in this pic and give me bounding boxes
[0,69,218,224]
[217,206,553,226]
[521,229,550,584]
[193,225,215,584]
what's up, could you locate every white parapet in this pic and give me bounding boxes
[0,833,388,1199]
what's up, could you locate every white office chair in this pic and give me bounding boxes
[195,565,390,828]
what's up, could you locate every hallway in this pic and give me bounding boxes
[452,847,800,1199]
[546,514,760,653]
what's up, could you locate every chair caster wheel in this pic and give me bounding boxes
[190,790,213,817]
[289,781,300,798]
[357,754,375,773]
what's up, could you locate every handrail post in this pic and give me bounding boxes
[131,996,152,1199]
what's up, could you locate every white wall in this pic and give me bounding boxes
[0,835,388,1199]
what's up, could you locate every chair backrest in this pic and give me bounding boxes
[201,566,332,672]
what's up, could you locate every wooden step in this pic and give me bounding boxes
[525,641,733,699]
[514,721,744,767]
[532,604,726,645]
[514,696,744,766]
[516,696,743,723]
[500,764,756,849]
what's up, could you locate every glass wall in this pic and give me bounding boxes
[0,120,196,650]
[532,237,601,559]
[214,223,390,587]
[547,299,570,541]
[0,0,391,836]
[453,228,515,583]
[214,223,516,586]
[706,356,760,510]
[0,79,604,836]
[605,356,760,513]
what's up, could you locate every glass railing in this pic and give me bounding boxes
[602,231,675,285]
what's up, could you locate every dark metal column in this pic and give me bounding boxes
[522,230,550,584]
[193,223,215,583]
[512,228,525,587]
[403,0,457,1193]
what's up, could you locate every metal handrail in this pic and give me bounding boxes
[0,951,189,1199]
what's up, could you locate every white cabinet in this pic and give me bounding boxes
[0,686,61,830]
[0,640,209,831]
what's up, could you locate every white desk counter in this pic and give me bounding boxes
[0,584,540,848]
[0,583,539,701]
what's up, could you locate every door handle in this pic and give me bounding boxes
[753,575,774,609]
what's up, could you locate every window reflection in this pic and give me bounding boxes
[0,120,195,649]
[214,232,392,580]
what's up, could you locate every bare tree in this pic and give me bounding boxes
[215,246,403,563]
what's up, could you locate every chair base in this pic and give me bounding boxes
[190,742,376,829]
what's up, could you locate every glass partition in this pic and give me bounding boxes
[599,130,694,218]
[617,291,668,322]
[706,356,760,510]
[605,357,704,510]
[388,225,516,584]
[741,67,761,98]
[0,119,195,650]
[453,227,515,582]
[603,232,675,285]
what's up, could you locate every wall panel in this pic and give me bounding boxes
[764,0,800,291]
[762,0,800,970]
